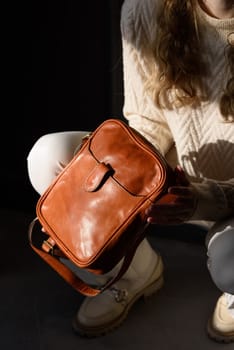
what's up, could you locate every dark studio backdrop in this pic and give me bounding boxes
[5,1,124,212]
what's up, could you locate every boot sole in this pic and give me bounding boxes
[207,318,234,344]
[72,258,164,338]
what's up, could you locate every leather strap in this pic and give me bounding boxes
[28,217,148,297]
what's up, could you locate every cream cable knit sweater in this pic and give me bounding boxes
[120,0,234,221]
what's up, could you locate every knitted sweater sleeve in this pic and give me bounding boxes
[120,0,174,156]
[191,179,234,221]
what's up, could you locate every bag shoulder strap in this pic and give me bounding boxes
[28,217,147,297]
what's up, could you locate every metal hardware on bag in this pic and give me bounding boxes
[74,133,92,154]
[42,239,54,255]
[82,133,91,141]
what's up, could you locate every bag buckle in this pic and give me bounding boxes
[42,238,55,255]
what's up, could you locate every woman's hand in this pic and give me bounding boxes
[145,166,198,225]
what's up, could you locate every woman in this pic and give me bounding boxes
[27,0,234,342]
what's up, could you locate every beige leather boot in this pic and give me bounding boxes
[207,293,234,343]
[72,239,164,337]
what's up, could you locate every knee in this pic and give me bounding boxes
[27,131,87,195]
[208,227,234,294]
[27,134,56,164]
[211,264,234,294]
[27,133,66,195]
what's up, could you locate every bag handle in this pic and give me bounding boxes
[28,218,148,297]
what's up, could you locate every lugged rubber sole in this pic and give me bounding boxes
[207,318,234,344]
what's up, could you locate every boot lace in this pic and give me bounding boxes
[110,286,128,303]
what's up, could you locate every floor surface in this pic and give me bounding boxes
[1,209,233,350]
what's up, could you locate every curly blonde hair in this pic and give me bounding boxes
[151,0,234,121]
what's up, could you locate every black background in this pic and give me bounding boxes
[4,1,124,211]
